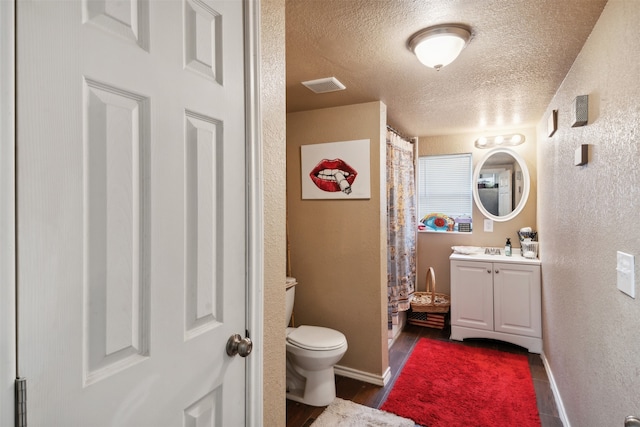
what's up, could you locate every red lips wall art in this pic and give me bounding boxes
[300,139,370,199]
[309,158,358,194]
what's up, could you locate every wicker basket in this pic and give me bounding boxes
[410,267,450,313]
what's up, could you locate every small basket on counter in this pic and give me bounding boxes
[518,230,538,242]
[410,267,450,313]
[520,241,539,259]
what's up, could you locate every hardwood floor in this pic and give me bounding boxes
[286,323,563,427]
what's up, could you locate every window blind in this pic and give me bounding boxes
[417,153,472,221]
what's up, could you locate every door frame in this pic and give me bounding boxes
[244,0,264,425]
[0,0,264,424]
[0,1,16,426]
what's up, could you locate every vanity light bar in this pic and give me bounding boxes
[474,133,525,149]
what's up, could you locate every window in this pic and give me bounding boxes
[417,153,472,232]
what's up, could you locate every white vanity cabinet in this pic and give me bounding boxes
[450,251,542,353]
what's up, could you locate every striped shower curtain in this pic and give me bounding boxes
[386,128,416,336]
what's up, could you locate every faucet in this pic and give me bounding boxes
[484,247,501,255]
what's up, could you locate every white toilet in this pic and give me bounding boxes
[285,277,348,407]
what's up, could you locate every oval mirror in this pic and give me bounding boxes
[473,148,530,222]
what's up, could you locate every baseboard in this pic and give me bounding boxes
[334,364,391,387]
[541,351,570,427]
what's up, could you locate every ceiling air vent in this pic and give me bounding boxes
[301,77,346,94]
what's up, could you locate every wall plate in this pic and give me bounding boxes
[547,109,558,137]
[617,251,635,298]
[574,144,588,166]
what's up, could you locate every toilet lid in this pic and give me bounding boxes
[287,325,346,351]
[285,277,297,289]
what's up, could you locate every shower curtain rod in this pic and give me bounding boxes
[386,125,414,143]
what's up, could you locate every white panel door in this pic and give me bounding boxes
[498,169,512,216]
[493,263,542,338]
[17,1,248,425]
[450,260,494,331]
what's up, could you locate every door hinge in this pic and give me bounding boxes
[15,377,26,427]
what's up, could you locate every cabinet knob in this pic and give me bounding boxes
[487,269,491,273]
[495,269,499,274]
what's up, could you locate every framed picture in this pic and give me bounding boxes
[301,139,370,199]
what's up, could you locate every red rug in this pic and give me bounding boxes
[380,339,541,427]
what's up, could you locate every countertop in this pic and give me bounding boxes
[450,248,541,265]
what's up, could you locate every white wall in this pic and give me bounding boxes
[537,1,640,425]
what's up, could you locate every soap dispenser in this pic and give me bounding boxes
[505,238,512,256]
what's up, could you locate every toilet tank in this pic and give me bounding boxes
[285,277,297,327]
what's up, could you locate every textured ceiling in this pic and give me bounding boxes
[286,0,608,137]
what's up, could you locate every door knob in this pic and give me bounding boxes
[625,416,640,427]
[226,333,253,357]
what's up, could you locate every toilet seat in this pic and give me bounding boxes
[286,325,346,351]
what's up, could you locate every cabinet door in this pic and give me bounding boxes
[451,260,494,331]
[493,263,541,337]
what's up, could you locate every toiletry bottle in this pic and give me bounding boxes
[505,238,512,256]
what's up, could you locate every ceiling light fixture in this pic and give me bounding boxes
[475,133,525,149]
[408,24,472,71]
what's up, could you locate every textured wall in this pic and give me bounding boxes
[417,128,537,295]
[286,102,389,378]
[260,0,287,425]
[536,1,640,425]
